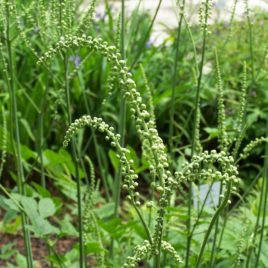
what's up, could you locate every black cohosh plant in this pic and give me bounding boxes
[36,29,267,266]
[1,0,268,267]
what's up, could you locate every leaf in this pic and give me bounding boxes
[85,241,104,254]
[32,183,51,198]
[59,215,78,236]
[1,197,20,212]
[38,198,56,218]
[28,217,59,236]
[126,145,140,169]
[108,150,119,171]
[0,243,16,260]
[94,202,115,219]
[204,127,219,139]
[20,196,38,221]
[20,145,37,160]
[20,118,36,142]
[15,253,27,268]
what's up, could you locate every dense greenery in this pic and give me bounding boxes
[0,0,268,267]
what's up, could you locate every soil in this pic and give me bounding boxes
[0,233,78,267]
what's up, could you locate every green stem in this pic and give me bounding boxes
[81,71,111,200]
[186,1,210,266]
[216,168,263,262]
[111,1,126,258]
[133,203,153,245]
[4,3,33,267]
[165,2,185,264]
[209,182,223,267]
[114,0,126,221]
[245,169,265,268]
[130,0,163,69]
[189,180,215,238]
[254,123,268,267]
[37,72,49,188]
[63,55,84,268]
[245,0,255,84]
[195,182,232,268]
[169,0,185,164]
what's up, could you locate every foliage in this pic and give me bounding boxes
[0,0,268,267]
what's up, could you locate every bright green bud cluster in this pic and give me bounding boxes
[175,150,240,191]
[123,240,151,268]
[240,137,268,159]
[38,35,170,187]
[0,108,7,178]
[63,115,140,204]
[161,241,183,264]
[198,0,212,34]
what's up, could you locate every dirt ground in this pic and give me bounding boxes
[0,233,78,267]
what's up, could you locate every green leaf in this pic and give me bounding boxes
[108,150,119,171]
[20,118,36,142]
[20,145,37,160]
[32,182,51,198]
[85,241,104,254]
[204,127,219,139]
[38,198,56,218]
[94,202,115,219]
[15,253,27,268]
[0,243,16,260]
[59,215,78,236]
[20,196,38,221]
[126,145,139,169]
[1,197,20,212]
[28,216,59,236]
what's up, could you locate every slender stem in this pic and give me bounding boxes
[130,0,163,69]
[245,169,265,268]
[255,123,268,267]
[189,180,215,238]
[169,0,185,163]
[111,0,126,258]
[195,182,232,268]
[63,55,84,268]
[114,0,126,220]
[4,3,33,267]
[186,1,210,266]
[164,2,186,265]
[37,72,49,188]
[209,182,223,267]
[245,0,255,84]
[133,203,153,245]
[215,168,263,263]
[81,70,111,199]
[0,184,24,212]
[155,208,165,268]
[45,239,67,268]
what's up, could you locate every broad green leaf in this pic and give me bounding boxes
[28,216,59,236]
[38,198,56,218]
[21,145,37,160]
[20,196,38,221]
[60,215,78,236]
[15,253,27,268]
[85,241,104,254]
[94,202,115,219]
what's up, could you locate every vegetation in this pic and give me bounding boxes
[0,0,268,267]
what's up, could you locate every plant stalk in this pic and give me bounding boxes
[4,2,33,267]
[186,1,210,266]
[63,55,84,268]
